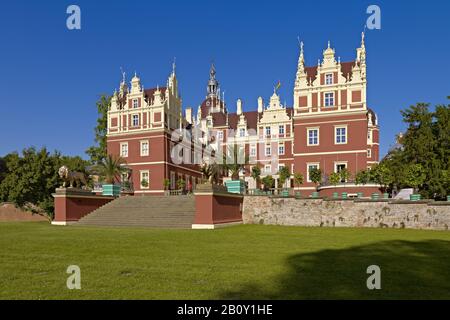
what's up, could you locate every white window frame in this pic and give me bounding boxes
[132,114,139,127]
[140,140,149,156]
[250,144,257,157]
[239,128,246,137]
[325,73,333,85]
[265,126,271,138]
[367,129,372,143]
[324,92,334,107]
[367,149,372,158]
[217,131,223,141]
[264,164,271,174]
[133,99,138,108]
[307,163,320,183]
[265,144,271,156]
[170,171,176,190]
[120,142,128,158]
[140,170,149,189]
[278,125,285,136]
[307,128,319,146]
[335,126,347,144]
[278,143,285,155]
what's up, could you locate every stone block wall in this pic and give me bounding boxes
[243,197,450,231]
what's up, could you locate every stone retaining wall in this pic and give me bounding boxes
[243,197,450,231]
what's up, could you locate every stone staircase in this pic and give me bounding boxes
[76,195,196,228]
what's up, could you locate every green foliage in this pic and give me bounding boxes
[370,163,394,192]
[309,168,322,190]
[293,172,304,188]
[0,157,6,184]
[92,155,127,184]
[278,166,291,187]
[380,97,449,199]
[0,147,62,218]
[177,178,186,190]
[222,143,248,180]
[339,168,351,183]
[251,166,261,182]
[404,164,427,193]
[86,95,111,164]
[163,179,170,190]
[140,179,149,188]
[261,175,274,190]
[355,170,370,185]
[329,172,341,186]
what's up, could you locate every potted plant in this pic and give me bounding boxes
[223,143,248,194]
[251,166,261,194]
[93,155,127,196]
[293,172,303,199]
[177,178,186,194]
[404,164,426,201]
[261,175,274,195]
[355,170,369,198]
[371,163,393,199]
[141,178,149,189]
[309,168,322,198]
[278,166,291,197]
[163,178,170,195]
[329,172,341,199]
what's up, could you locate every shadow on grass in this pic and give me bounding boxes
[220,240,450,300]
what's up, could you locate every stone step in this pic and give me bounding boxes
[77,195,196,228]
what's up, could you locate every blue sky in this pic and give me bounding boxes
[0,0,449,158]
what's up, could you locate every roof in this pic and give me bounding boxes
[200,96,226,119]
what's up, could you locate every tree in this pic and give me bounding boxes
[309,168,322,191]
[404,164,427,194]
[339,168,351,184]
[355,170,370,185]
[86,95,111,164]
[278,166,291,189]
[177,178,186,190]
[261,175,274,191]
[293,172,304,189]
[329,172,341,189]
[0,157,6,184]
[251,166,261,188]
[0,147,61,218]
[222,143,248,180]
[370,163,394,193]
[92,155,127,184]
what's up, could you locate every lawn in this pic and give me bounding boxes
[0,222,449,300]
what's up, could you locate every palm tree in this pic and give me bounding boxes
[222,143,248,180]
[93,155,127,184]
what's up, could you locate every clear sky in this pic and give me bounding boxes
[0,0,449,158]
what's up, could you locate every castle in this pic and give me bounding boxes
[106,33,380,196]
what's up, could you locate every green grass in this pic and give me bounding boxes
[0,222,449,299]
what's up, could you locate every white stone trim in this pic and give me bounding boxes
[192,221,242,230]
[294,150,366,156]
[51,221,78,226]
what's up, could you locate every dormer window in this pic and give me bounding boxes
[133,99,138,108]
[324,92,334,107]
[239,128,246,137]
[325,73,333,85]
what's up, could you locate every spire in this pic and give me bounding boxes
[298,40,305,72]
[172,57,176,76]
[207,63,219,98]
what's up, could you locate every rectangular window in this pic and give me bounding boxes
[239,128,246,137]
[265,126,271,137]
[140,171,149,189]
[120,143,128,157]
[335,163,347,182]
[140,141,149,156]
[335,127,347,144]
[367,149,372,158]
[133,99,138,108]
[217,131,223,140]
[265,165,271,174]
[278,143,285,155]
[367,130,372,142]
[279,125,285,135]
[307,128,319,146]
[307,163,319,183]
[325,73,333,85]
[265,144,271,156]
[324,92,334,107]
[250,144,257,157]
[132,114,139,126]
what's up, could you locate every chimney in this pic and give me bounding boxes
[258,97,263,113]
